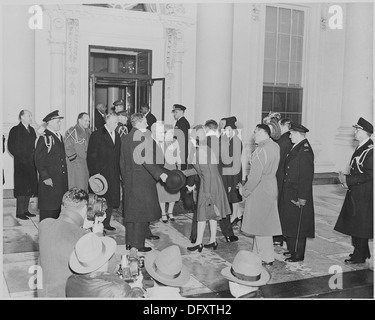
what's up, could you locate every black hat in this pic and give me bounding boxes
[172,104,186,112]
[113,99,125,106]
[165,170,186,193]
[290,122,309,133]
[43,110,64,123]
[224,116,237,129]
[353,117,373,134]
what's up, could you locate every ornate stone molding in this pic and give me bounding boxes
[66,18,79,96]
[165,3,186,16]
[320,3,328,31]
[251,4,261,22]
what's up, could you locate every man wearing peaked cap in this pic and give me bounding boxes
[334,117,373,264]
[112,99,125,113]
[35,110,68,221]
[278,121,315,262]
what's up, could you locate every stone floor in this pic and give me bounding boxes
[2,184,373,299]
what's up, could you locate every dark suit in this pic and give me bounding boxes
[94,109,106,131]
[279,139,315,260]
[87,126,121,227]
[145,112,157,131]
[174,116,190,170]
[8,122,38,217]
[120,128,164,249]
[334,139,373,262]
[35,129,68,221]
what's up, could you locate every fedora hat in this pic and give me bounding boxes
[165,170,186,193]
[69,233,117,274]
[144,245,190,287]
[89,174,108,196]
[221,250,271,286]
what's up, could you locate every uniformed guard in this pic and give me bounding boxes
[334,117,373,264]
[279,122,315,262]
[35,110,68,221]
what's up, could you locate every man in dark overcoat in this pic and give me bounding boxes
[141,104,157,131]
[8,110,38,219]
[35,110,68,221]
[94,103,107,131]
[279,123,315,262]
[120,113,168,252]
[173,104,190,170]
[334,117,373,264]
[273,118,293,246]
[87,112,120,231]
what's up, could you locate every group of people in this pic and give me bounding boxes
[5,96,373,297]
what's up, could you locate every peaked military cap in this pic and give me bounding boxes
[290,122,309,133]
[113,99,125,106]
[172,104,186,111]
[353,117,373,134]
[42,110,64,123]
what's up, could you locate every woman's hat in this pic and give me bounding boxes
[69,233,117,274]
[165,170,186,193]
[89,174,108,196]
[144,245,190,287]
[221,250,271,286]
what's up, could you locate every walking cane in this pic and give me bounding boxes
[294,205,304,255]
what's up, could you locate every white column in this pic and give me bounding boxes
[335,3,373,171]
[173,51,183,104]
[194,4,234,123]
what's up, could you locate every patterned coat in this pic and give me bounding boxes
[87,126,121,207]
[279,139,315,238]
[7,122,38,197]
[120,128,165,223]
[35,129,68,210]
[241,138,281,236]
[334,139,373,239]
[64,124,91,191]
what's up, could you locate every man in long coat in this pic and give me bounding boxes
[334,117,373,264]
[64,112,91,191]
[8,110,38,219]
[87,112,120,231]
[120,113,168,252]
[238,124,281,265]
[35,110,68,221]
[273,118,293,246]
[173,104,190,170]
[279,123,315,262]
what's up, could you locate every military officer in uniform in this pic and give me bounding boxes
[279,123,315,262]
[173,104,190,170]
[334,117,373,264]
[35,110,69,221]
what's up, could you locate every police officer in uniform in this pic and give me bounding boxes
[279,123,315,262]
[35,110,68,221]
[334,117,373,264]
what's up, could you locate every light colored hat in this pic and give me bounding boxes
[144,245,190,287]
[221,250,271,286]
[69,233,117,274]
[89,174,108,196]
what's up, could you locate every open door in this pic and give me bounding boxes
[149,78,165,121]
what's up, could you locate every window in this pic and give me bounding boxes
[262,6,305,123]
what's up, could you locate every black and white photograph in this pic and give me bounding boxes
[1,0,373,302]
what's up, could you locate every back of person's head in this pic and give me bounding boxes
[62,188,89,210]
[256,123,271,137]
[279,118,291,129]
[130,113,144,127]
[204,119,218,131]
[86,194,108,221]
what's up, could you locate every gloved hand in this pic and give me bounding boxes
[338,171,348,188]
[186,185,195,193]
[290,198,306,208]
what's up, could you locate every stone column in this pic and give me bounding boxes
[194,4,234,123]
[335,3,373,171]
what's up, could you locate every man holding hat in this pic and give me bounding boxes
[334,117,373,264]
[172,104,190,170]
[35,110,68,221]
[66,233,145,298]
[278,122,315,262]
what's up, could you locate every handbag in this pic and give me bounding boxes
[205,197,221,220]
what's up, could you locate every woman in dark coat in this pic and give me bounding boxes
[8,110,38,219]
[334,118,373,264]
[87,113,121,230]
